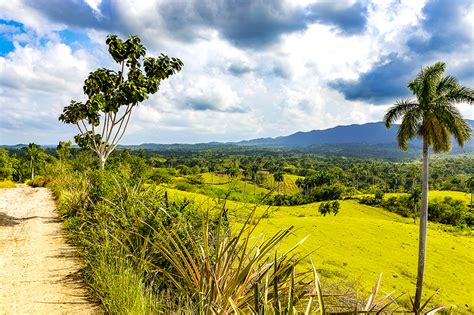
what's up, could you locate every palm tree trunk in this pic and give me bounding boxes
[470,187,473,210]
[253,173,256,195]
[278,181,281,194]
[415,138,429,310]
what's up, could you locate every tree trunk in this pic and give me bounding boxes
[415,138,429,310]
[253,174,256,195]
[99,153,106,170]
[470,187,473,210]
[30,157,34,180]
[278,181,281,195]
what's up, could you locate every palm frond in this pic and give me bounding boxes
[383,99,418,127]
[445,85,474,105]
[428,119,451,153]
[434,102,472,148]
[413,62,446,107]
[397,107,422,150]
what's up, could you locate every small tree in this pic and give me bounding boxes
[409,187,422,224]
[467,176,474,210]
[273,171,284,194]
[319,201,340,216]
[59,35,183,169]
[56,140,72,169]
[25,143,43,180]
[0,149,15,180]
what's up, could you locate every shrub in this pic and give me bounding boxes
[26,175,49,187]
[0,180,16,188]
[319,200,340,216]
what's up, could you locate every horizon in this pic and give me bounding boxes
[3,119,474,147]
[1,0,474,145]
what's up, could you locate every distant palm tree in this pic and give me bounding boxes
[409,187,422,224]
[273,171,284,194]
[251,164,259,195]
[467,176,474,210]
[384,62,473,309]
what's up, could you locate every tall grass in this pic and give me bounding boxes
[47,171,445,313]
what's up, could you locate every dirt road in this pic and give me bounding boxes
[0,185,98,314]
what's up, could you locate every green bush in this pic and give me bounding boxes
[0,180,16,188]
[26,175,50,187]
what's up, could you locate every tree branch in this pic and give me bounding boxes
[107,106,133,158]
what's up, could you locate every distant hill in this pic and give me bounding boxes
[3,120,473,160]
[237,120,474,148]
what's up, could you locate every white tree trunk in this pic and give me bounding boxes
[415,137,429,310]
[30,158,34,180]
[99,153,106,170]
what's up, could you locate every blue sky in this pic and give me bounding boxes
[0,0,473,144]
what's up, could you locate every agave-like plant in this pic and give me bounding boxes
[143,207,310,313]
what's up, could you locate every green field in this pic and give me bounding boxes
[165,187,474,312]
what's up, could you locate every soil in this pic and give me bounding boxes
[0,185,99,314]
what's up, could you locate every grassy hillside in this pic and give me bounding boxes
[165,187,474,313]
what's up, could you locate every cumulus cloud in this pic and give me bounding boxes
[0,39,97,144]
[156,0,368,48]
[0,0,473,145]
[330,0,474,104]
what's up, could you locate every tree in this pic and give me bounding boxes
[467,176,474,210]
[409,187,422,224]
[25,143,42,180]
[319,200,340,216]
[56,141,72,169]
[59,34,183,169]
[273,171,284,194]
[383,61,473,309]
[251,163,260,195]
[0,149,15,180]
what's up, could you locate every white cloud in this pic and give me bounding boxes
[0,0,473,145]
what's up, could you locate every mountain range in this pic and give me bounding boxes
[236,120,474,148]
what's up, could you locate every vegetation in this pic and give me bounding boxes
[384,61,473,309]
[59,35,183,169]
[2,50,473,314]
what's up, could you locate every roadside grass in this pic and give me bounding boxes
[165,188,474,313]
[0,180,15,188]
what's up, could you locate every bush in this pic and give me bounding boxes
[148,168,173,184]
[358,194,471,227]
[0,180,16,188]
[26,175,50,187]
[319,200,340,216]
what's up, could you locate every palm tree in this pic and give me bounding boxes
[384,61,473,309]
[409,187,422,224]
[26,143,42,180]
[251,163,259,195]
[273,171,284,194]
[467,176,474,210]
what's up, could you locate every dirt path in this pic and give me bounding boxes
[0,185,99,314]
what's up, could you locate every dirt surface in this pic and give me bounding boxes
[0,185,99,314]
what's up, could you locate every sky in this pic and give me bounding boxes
[0,0,473,145]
